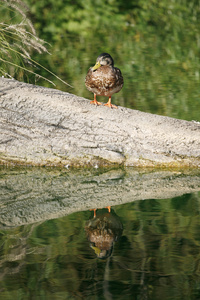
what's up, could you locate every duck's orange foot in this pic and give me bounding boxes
[90,208,97,218]
[104,96,118,109]
[90,100,102,106]
[104,102,118,109]
[106,206,111,213]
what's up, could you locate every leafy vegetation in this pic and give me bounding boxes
[1,0,200,120]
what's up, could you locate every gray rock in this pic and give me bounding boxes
[0,78,200,167]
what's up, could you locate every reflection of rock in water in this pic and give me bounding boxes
[85,208,123,259]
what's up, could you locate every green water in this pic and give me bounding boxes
[0,167,200,299]
[1,194,200,300]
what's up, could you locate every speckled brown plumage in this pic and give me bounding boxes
[85,53,123,108]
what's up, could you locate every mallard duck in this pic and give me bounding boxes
[85,53,123,108]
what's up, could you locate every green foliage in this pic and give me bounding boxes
[25,0,200,121]
[1,0,199,120]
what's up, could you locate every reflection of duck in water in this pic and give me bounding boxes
[85,207,123,259]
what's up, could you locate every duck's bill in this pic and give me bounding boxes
[92,61,101,71]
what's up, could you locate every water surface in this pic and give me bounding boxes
[0,168,200,299]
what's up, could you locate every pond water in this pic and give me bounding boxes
[1,194,200,300]
[0,168,200,299]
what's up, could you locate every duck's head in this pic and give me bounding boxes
[92,53,114,71]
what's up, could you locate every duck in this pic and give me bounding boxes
[85,53,123,108]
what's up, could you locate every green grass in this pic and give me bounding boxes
[0,0,71,87]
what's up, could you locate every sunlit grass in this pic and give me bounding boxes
[0,0,72,87]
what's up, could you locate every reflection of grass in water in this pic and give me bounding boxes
[1,194,200,298]
[0,0,71,87]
